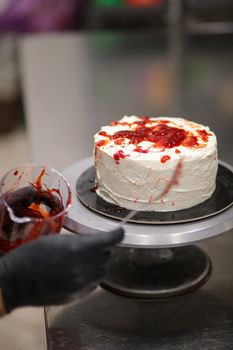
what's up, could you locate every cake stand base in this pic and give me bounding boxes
[101,245,211,298]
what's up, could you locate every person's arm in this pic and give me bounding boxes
[0,290,6,317]
[0,228,124,315]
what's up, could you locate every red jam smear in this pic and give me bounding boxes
[99,131,108,136]
[96,139,109,148]
[161,155,171,163]
[98,117,205,149]
[30,168,64,218]
[96,116,211,164]
[197,129,210,142]
[175,149,181,154]
[112,124,188,148]
[182,135,198,147]
[114,138,125,145]
[156,120,170,124]
[33,168,46,193]
[134,146,149,153]
[113,150,128,164]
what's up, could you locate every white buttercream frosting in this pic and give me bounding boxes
[94,116,218,211]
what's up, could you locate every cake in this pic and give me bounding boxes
[94,116,218,211]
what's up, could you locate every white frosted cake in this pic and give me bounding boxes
[94,116,218,211]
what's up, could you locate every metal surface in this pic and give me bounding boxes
[101,246,211,298]
[63,158,233,248]
[76,164,233,225]
[45,231,233,350]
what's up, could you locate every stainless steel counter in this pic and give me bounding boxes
[19,30,233,349]
[45,231,233,350]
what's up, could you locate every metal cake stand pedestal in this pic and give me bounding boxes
[63,157,233,298]
[100,246,211,298]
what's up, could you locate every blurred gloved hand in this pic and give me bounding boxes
[0,228,124,312]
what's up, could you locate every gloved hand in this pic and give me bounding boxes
[0,228,124,312]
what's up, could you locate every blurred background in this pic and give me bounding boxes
[0,0,233,171]
[0,0,232,349]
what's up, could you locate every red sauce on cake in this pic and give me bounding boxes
[96,140,109,148]
[111,124,187,148]
[134,146,149,153]
[96,117,211,163]
[161,155,171,163]
[113,150,128,164]
[197,129,210,142]
[182,135,198,147]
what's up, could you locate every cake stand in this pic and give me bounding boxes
[63,157,233,298]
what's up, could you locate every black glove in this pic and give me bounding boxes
[0,228,124,312]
